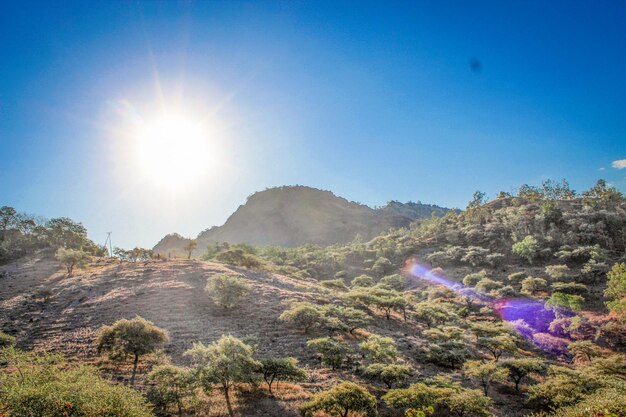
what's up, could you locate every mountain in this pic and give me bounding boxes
[153,185,452,255]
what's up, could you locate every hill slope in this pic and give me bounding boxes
[154,186,451,255]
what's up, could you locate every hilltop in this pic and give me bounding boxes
[153,186,452,256]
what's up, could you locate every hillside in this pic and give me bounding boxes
[153,186,451,255]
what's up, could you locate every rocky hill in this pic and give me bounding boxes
[153,186,451,255]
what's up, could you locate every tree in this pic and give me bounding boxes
[605,263,626,322]
[184,335,260,417]
[512,235,540,264]
[300,381,378,417]
[413,301,456,328]
[323,305,371,334]
[568,340,602,363]
[279,302,325,333]
[545,292,584,316]
[363,363,412,388]
[147,364,195,417]
[0,349,153,417]
[371,257,393,278]
[183,240,197,259]
[463,360,508,395]
[45,217,88,249]
[55,247,90,276]
[360,334,398,363]
[500,358,545,391]
[380,274,406,291]
[0,206,17,241]
[0,330,16,348]
[476,334,517,362]
[306,337,348,370]
[259,357,307,395]
[205,274,250,309]
[96,316,169,385]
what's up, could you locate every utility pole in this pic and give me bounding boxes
[104,232,113,257]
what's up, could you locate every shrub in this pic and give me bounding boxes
[371,257,393,278]
[545,292,584,316]
[259,357,307,395]
[55,247,90,276]
[96,316,169,385]
[323,305,371,334]
[463,360,509,395]
[321,279,349,291]
[476,334,517,362]
[380,274,406,291]
[363,363,412,388]
[351,274,375,287]
[300,381,378,417]
[360,335,398,363]
[0,331,16,348]
[427,341,469,368]
[475,278,503,294]
[147,364,195,417]
[512,235,540,264]
[279,302,325,333]
[307,337,348,369]
[545,264,570,281]
[507,271,527,285]
[526,365,602,409]
[567,340,601,363]
[520,277,548,296]
[551,282,587,295]
[413,301,457,328]
[463,271,486,286]
[0,349,153,417]
[205,274,250,309]
[423,326,464,342]
[184,335,260,417]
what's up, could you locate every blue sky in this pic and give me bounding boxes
[1,1,625,249]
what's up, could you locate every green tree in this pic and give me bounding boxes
[45,217,88,249]
[545,292,584,316]
[183,240,197,259]
[476,334,517,362]
[147,364,195,417]
[205,274,250,309]
[567,340,602,363]
[512,235,540,264]
[413,301,457,328]
[0,206,17,241]
[259,357,307,395]
[605,263,626,322]
[380,274,406,291]
[55,247,90,276]
[96,316,169,385]
[363,363,412,388]
[359,334,398,363]
[520,276,548,297]
[300,381,378,417]
[184,335,260,417]
[463,360,509,395]
[279,302,325,333]
[323,305,371,334]
[306,337,348,370]
[371,257,393,278]
[500,358,545,391]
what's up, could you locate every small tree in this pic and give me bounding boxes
[512,235,540,264]
[500,358,545,391]
[307,337,348,370]
[371,257,393,278]
[184,335,260,417]
[55,247,90,276]
[96,316,169,385]
[463,360,508,395]
[300,381,378,417]
[520,277,548,297]
[568,340,602,363]
[380,274,406,291]
[363,363,412,388]
[545,264,570,281]
[323,305,372,334]
[605,262,626,322]
[259,357,307,395]
[147,364,195,417]
[205,274,250,309]
[279,302,325,333]
[477,334,517,362]
[360,335,398,363]
[413,301,456,328]
[184,240,197,259]
[545,292,584,317]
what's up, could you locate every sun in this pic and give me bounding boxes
[133,112,214,188]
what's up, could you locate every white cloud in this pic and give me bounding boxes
[612,159,626,169]
[598,167,605,171]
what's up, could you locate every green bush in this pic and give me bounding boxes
[0,348,153,417]
[205,274,250,309]
[363,363,412,388]
[301,381,378,417]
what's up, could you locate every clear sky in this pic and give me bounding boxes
[1,1,625,249]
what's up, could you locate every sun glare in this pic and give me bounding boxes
[133,112,213,188]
